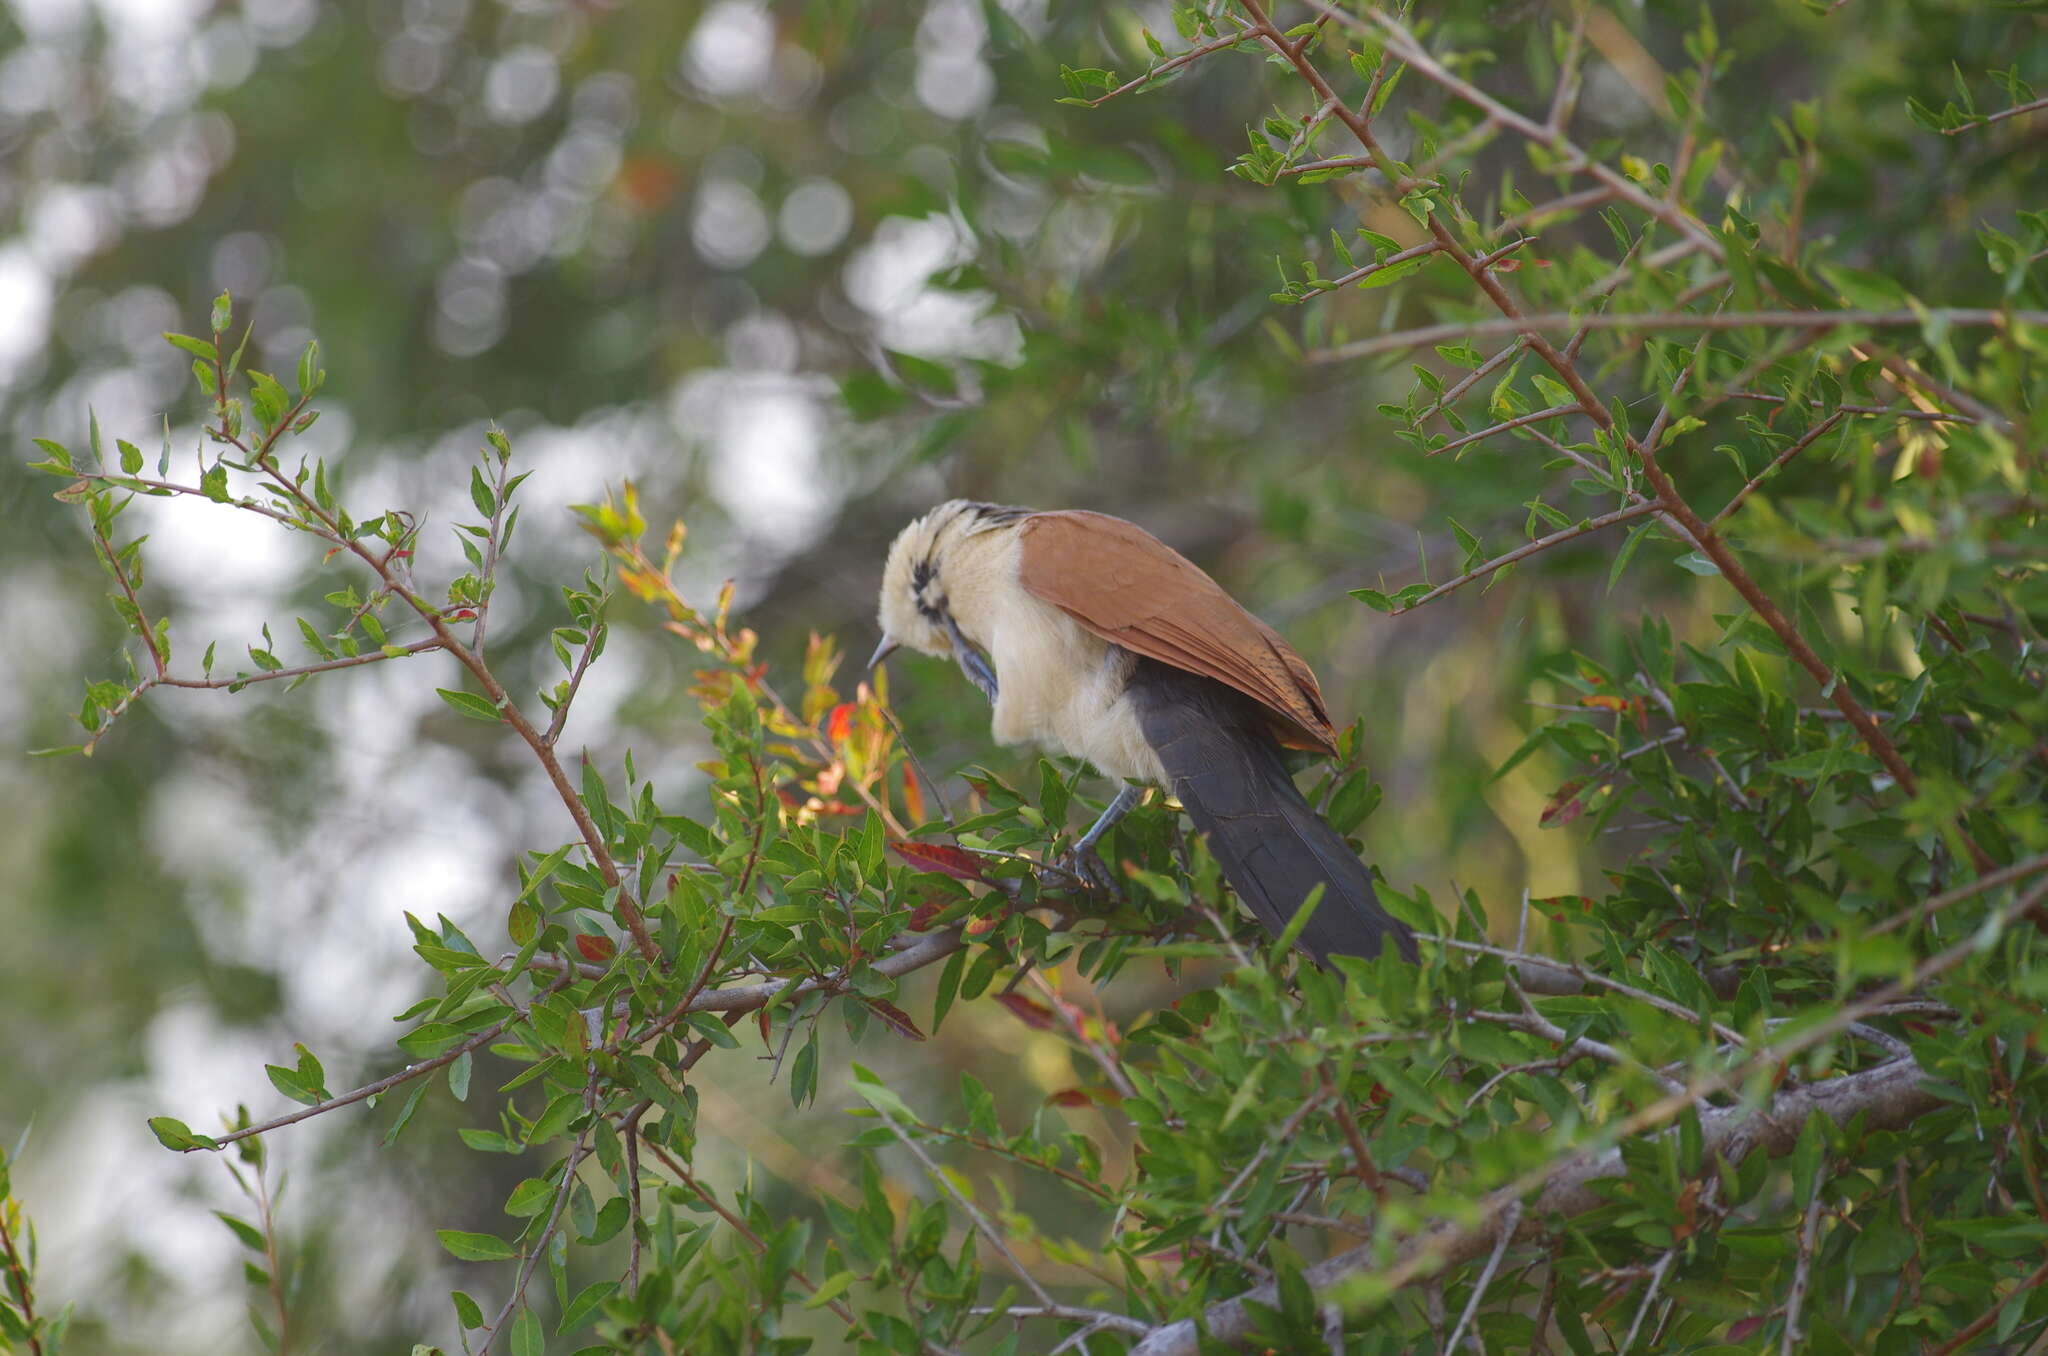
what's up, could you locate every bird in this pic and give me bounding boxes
[870,499,1416,966]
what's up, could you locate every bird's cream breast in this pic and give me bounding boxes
[934,523,1164,785]
[984,597,1160,782]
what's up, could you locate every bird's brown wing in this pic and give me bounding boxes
[1016,510,1337,755]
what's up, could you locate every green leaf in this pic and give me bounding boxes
[147,1117,218,1151]
[437,688,504,722]
[1672,551,1720,576]
[558,1281,617,1333]
[264,1059,323,1108]
[249,371,290,431]
[849,1063,916,1121]
[470,466,496,519]
[1326,772,1383,835]
[214,1210,268,1252]
[436,1229,516,1262]
[1608,520,1656,591]
[804,1270,858,1309]
[504,1177,556,1218]
[164,332,217,362]
[382,1079,431,1146]
[1273,885,1325,957]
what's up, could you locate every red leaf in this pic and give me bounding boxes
[890,840,986,882]
[907,901,944,932]
[964,915,1002,937]
[1045,1086,1125,1109]
[995,994,1056,1030]
[860,998,927,1041]
[826,702,856,743]
[900,761,926,824]
[1539,777,1589,829]
[1727,1318,1766,1342]
[575,934,616,963]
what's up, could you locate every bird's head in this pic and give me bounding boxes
[871,499,1028,671]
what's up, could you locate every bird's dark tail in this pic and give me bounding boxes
[1126,658,1418,966]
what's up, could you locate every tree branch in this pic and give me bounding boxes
[1128,1054,1941,1356]
[1386,502,1659,614]
[1309,308,2046,364]
[1133,879,2042,1355]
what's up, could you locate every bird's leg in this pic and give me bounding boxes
[1053,784,1142,893]
[943,611,998,704]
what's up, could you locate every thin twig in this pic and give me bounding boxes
[1543,2,1588,134]
[1781,1160,1827,1356]
[1620,1248,1675,1352]
[1310,308,2047,364]
[1869,853,2048,936]
[1443,1201,1519,1354]
[1464,1006,1686,1096]
[1429,403,1578,458]
[968,1304,1152,1339]
[1088,25,1253,105]
[186,969,578,1150]
[1722,391,1978,424]
[1425,934,1748,1047]
[1709,411,1848,528]
[0,1205,46,1356]
[1923,1252,2048,1355]
[478,1076,602,1352]
[1387,503,1660,614]
[882,1109,1059,1310]
[1940,94,2048,135]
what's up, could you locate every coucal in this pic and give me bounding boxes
[870,500,1416,965]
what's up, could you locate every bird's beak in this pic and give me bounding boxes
[867,636,901,675]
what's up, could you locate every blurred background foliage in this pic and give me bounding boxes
[1,0,2042,1351]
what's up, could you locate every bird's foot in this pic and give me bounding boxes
[1046,841,1118,895]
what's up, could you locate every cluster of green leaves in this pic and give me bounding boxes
[1,1139,69,1355]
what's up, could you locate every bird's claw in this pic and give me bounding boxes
[1047,842,1118,895]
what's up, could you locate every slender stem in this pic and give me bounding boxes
[1868,853,2048,936]
[247,454,658,961]
[1310,308,2045,364]
[1941,94,2048,136]
[638,1139,882,1338]
[1087,25,1254,105]
[1721,391,1978,424]
[479,1079,601,1353]
[1781,1162,1827,1356]
[190,970,577,1151]
[1429,403,1579,458]
[1923,1253,2048,1355]
[1709,412,1848,528]
[882,1109,1060,1311]
[158,638,445,689]
[1387,503,1659,614]
[0,1206,45,1356]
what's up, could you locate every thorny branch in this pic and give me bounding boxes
[1133,879,2043,1356]
[1230,1,2009,867]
